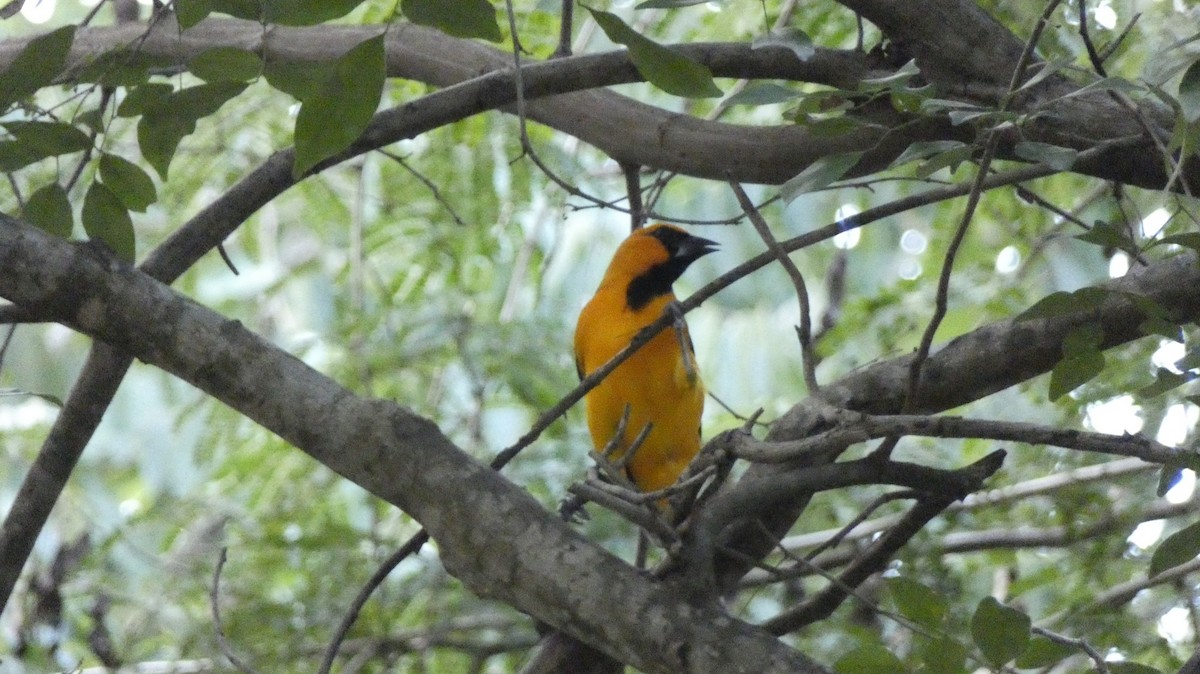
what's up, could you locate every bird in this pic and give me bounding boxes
[573,223,718,495]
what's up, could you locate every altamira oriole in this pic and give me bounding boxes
[573,223,717,494]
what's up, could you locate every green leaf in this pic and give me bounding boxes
[82,182,136,263]
[780,152,863,202]
[1016,58,1068,92]
[265,0,368,25]
[1180,346,1200,372]
[188,47,263,83]
[1140,316,1184,342]
[1179,58,1200,123]
[1075,220,1137,254]
[751,28,815,62]
[1149,519,1200,577]
[0,121,92,171]
[98,154,158,212]
[175,0,212,28]
[138,81,247,178]
[1139,368,1192,398]
[117,82,175,118]
[834,644,908,674]
[22,183,73,239]
[914,145,972,178]
[402,0,501,41]
[803,116,866,137]
[72,49,163,87]
[890,141,967,169]
[1016,287,1111,321]
[890,89,926,114]
[860,59,919,88]
[724,83,798,106]
[263,60,330,102]
[1049,324,1106,400]
[0,25,75,110]
[970,597,1031,668]
[291,35,386,178]
[1155,232,1200,252]
[1014,635,1075,669]
[200,0,260,21]
[916,635,967,674]
[1156,460,1200,498]
[887,578,947,628]
[588,7,722,98]
[1014,141,1078,170]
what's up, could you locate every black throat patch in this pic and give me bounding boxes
[626,258,690,311]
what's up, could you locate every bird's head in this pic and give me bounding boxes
[603,223,718,311]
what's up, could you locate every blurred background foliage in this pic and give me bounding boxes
[1,0,1198,672]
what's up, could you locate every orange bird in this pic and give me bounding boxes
[573,224,717,494]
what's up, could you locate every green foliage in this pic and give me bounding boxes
[780,151,863,201]
[98,154,158,212]
[1050,324,1107,400]
[587,6,722,98]
[1,0,1199,672]
[1149,519,1200,577]
[22,182,73,238]
[970,597,1031,668]
[751,28,816,62]
[402,0,502,41]
[136,81,249,178]
[1013,635,1074,668]
[187,47,264,83]
[177,0,369,28]
[0,25,74,111]
[834,643,909,673]
[264,35,385,178]
[81,181,136,262]
[887,577,948,629]
[0,120,91,171]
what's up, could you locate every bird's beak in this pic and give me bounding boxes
[679,234,719,262]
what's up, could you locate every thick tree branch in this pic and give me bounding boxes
[706,249,1200,591]
[0,16,1189,190]
[735,413,1194,465]
[0,216,829,674]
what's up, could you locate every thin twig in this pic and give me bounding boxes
[567,482,677,543]
[1077,0,1108,77]
[552,0,574,57]
[210,548,261,674]
[734,412,1188,466]
[763,495,959,634]
[318,531,431,674]
[621,161,644,231]
[1032,626,1110,674]
[379,150,469,227]
[0,324,16,373]
[501,0,612,211]
[1098,12,1140,63]
[904,0,1066,425]
[730,181,819,392]
[804,490,919,561]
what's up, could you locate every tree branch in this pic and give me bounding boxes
[0,215,830,674]
[0,16,1189,190]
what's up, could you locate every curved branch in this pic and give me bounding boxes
[707,249,1200,590]
[735,413,1192,465]
[0,16,1189,189]
[0,215,829,674]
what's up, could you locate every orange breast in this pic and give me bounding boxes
[574,290,704,493]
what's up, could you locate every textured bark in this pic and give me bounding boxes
[0,14,1189,189]
[0,216,831,674]
[1,1,1196,670]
